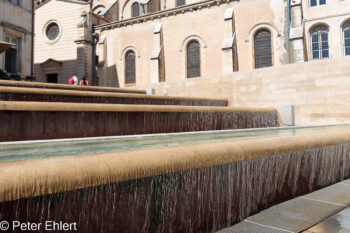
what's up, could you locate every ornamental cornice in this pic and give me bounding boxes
[95,0,236,31]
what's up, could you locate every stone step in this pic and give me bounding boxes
[0,79,146,94]
[0,86,228,107]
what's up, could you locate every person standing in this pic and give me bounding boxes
[68,74,78,85]
[80,77,88,86]
[73,74,78,85]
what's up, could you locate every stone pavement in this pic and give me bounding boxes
[217,179,350,233]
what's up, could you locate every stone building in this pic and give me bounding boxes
[33,0,350,124]
[33,0,117,84]
[0,0,34,79]
[94,0,350,87]
[95,0,290,87]
[93,0,350,124]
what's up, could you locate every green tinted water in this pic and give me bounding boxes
[1,124,349,162]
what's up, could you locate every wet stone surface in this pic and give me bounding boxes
[304,208,350,233]
[217,178,350,233]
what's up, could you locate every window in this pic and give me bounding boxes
[132,2,140,17]
[46,23,60,40]
[310,0,326,6]
[186,40,200,78]
[343,20,350,56]
[93,5,105,15]
[176,0,185,6]
[5,0,20,6]
[4,35,20,74]
[254,29,272,69]
[125,51,136,84]
[310,25,329,60]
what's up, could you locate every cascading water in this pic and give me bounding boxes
[1,140,349,233]
[0,82,349,233]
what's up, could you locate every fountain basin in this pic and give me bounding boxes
[0,80,146,94]
[0,86,228,106]
[0,101,279,141]
[0,125,350,232]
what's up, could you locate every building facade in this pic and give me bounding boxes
[33,0,116,84]
[94,0,350,87]
[33,0,350,124]
[0,0,34,79]
[95,0,290,87]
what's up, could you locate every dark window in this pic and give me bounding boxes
[186,40,200,78]
[343,21,350,56]
[310,25,329,60]
[47,73,58,83]
[46,23,59,40]
[6,0,20,6]
[310,0,317,6]
[132,2,140,17]
[125,51,136,84]
[310,0,326,6]
[254,29,272,69]
[176,0,185,6]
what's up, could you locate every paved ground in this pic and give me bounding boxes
[304,207,350,233]
[217,179,350,233]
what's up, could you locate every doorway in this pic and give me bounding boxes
[47,73,58,83]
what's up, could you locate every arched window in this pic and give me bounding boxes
[125,51,136,84]
[186,40,200,78]
[254,29,272,69]
[132,2,140,17]
[343,20,350,56]
[93,5,105,15]
[176,0,185,6]
[310,25,329,60]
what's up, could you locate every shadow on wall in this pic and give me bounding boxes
[34,59,78,84]
[34,60,124,88]
[107,64,119,87]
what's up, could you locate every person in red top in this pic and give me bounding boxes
[68,74,78,85]
[80,77,88,86]
[68,76,74,85]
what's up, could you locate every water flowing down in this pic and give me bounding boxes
[1,126,350,233]
[0,101,280,142]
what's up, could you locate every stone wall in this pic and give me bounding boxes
[135,56,350,125]
[33,0,91,83]
[0,0,33,77]
[95,0,289,87]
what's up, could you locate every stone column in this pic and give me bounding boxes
[75,11,93,80]
[289,0,305,63]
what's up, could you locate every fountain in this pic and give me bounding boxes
[0,80,146,94]
[0,83,349,233]
[0,86,228,106]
